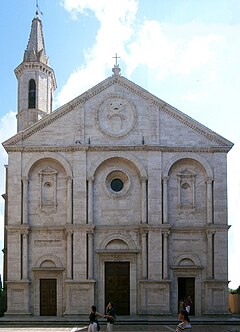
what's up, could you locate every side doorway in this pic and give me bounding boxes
[178,277,195,315]
[40,279,57,316]
[105,262,130,315]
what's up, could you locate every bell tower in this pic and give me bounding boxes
[15,13,57,132]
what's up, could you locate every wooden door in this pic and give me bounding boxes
[40,279,57,316]
[178,277,195,315]
[105,262,130,315]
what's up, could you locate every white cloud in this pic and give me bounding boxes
[174,34,222,75]
[61,0,138,23]
[57,0,230,109]
[182,92,202,103]
[57,0,138,106]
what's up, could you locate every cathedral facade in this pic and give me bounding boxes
[2,15,233,317]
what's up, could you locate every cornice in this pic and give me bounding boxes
[3,75,233,149]
[171,224,229,233]
[204,279,229,284]
[14,61,57,90]
[4,144,232,154]
[6,224,30,234]
[5,223,229,234]
[3,76,116,147]
[114,77,233,147]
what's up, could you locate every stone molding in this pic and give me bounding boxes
[4,145,231,153]
[22,151,73,178]
[99,232,137,251]
[14,61,57,89]
[162,151,213,178]
[6,224,227,233]
[3,75,233,148]
[88,151,147,179]
[96,94,137,138]
[34,254,63,269]
[174,253,202,267]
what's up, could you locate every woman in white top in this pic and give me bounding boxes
[176,310,192,332]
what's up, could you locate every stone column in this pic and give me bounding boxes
[206,177,213,224]
[88,232,94,279]
[141,177,147,223]
[22,232,29,279]
[88,177,94,224]
[66,229,73,279]
[141,231,148,279]
[22,177,29,225]
[207,230,215,278]
[163,176,169,224]
[67,177,73,224]
[163,231,169,279]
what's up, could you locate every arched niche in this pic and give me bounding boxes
[174,253,201,267]
[163,152,213,178]
[88,151,147,179]
[23,152,73,178]
[34,254,63,269]
[99,233,137,251]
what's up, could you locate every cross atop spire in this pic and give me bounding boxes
[35,0,43,18]
[112,53,120,67]
[112,53,121,76]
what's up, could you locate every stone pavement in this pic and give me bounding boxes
[0,315,240,332]
[0,325,240,332]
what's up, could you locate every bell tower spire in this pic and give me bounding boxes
[15,12,57,132]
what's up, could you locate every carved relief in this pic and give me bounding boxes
[97,96,137,138]
[39,166,58,213]
[177,168,196,214]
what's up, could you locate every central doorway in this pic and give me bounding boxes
[40,279,57,316]
[105,262,130,315]
[178,277,195,315]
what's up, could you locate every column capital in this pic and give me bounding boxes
[206,229,216,236]
[162,176,169,182]
[162,230,170,237]
[206,177,214,184]
[86,224,95,233]
[20,225,30,235]
[87,229,94,235]
[22,232,29,239]
[65,228,73,236]
[139,225,149,234]
[87,176,94,183]
[21,176,29,183]
[141,232,148,238]
[140,176,148,183]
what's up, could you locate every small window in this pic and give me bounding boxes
[105,169,131,197]
[44,181,52,188]
[111,178,124,192]
[181,182,190,190]
[28,79,36,109]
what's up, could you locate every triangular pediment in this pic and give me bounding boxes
[2,74,233,151]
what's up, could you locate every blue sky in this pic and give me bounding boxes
[0,0,240,289]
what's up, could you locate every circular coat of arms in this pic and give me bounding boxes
[97,96,137,137]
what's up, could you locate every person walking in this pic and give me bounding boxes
[88,305,103,332]
[176,309,192,332]
[105,302,116,332]
[184,296,192,314]
[179,298,185,311]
